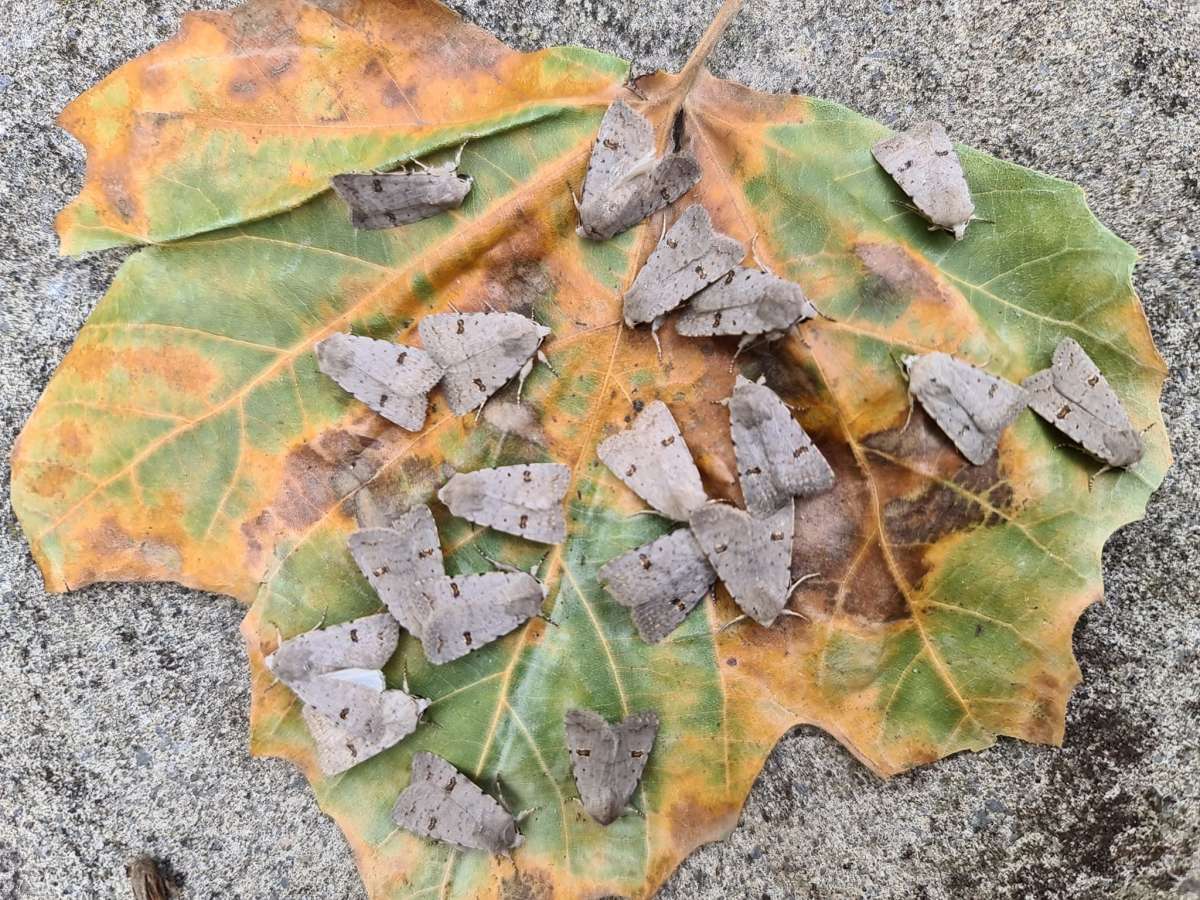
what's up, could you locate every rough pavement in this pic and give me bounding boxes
[0,1,1197,897]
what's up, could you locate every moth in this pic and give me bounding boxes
[314,333,444,431]
[872,121,975,240]
[564,709,660,825]
[266,613,428,774]
[674,266,819,344]
[126,857,172,900]
[417,570,547,665]
[597,400,708,522]
[903,352,1028,465]
[348,505,446,639]
[623,204,744,331]
[418,311,551,414]
[331,152,472,230]
[727,375,835,516]
[597,527,716,643]
[438,462,570,544]
[1022,337,1144,468]
[576,100,702,241]
[392,751,523,853]
[688,499,798,627]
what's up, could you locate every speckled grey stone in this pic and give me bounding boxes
[1,1,1197,898]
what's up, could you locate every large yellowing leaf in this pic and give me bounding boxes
[12,0,1170,897]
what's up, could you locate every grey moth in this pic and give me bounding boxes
[903,352,1028,465]
[564,708,660,825]
[331,155,472,230]
[577,100,702,241]
[392,751,522,853]
[674,266,818,340]
[872,121,975,240]
[437,463,570,544]
[315,333,443,431]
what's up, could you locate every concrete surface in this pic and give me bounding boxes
[1,0,1198,897]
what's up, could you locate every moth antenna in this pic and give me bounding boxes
[447,300,462,315]
[622,803,645,819]
[473,402,485,426]
[658,214,668,244]
[401,659,411,694]
[651,322,665,361]
[568,182,582,212]
[514,807,537,825]
[810,302,837,323]
[316,605,329,630]
[889,198,922,216]
[476,547,516,573]
[453,141,467,168]
[900,393,915,434]
[969,215,995,226]
[786,571,820,598]
[748,233,769,271]
[420,712,443,730]
[515,357,536,404]
[482,298,500,314]
[538,613,559,628]
[717,614,748,634]
[730,334,762,371]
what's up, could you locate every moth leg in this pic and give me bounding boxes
[536,348,558,377]
[452,141,467,168]
[1087,464,1113,492]
[730,334,764,371]
[477,547,519,573]
[418,711,443,730]
[515,357,535,404]
[650,317,665,360]
[568,181,582,212]
[622,802,645,819]
[786,572,820,599]
[717,614,748,634]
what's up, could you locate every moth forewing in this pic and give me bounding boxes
[331,161,472,230]
[265,612,400,688]
[728,375,835,516]
[872,120,975,240]
[303,689,430,776]
[596,400,708,521]
[597,527,716,643]
[623,204,745,327]
[576,100,701,240]
[314,333,443,432]
[392,752,522,853]
[688,499,797,627]
[1022,337,1144,468]
[417,571,546,664]
[564,709,659,825]
[437,462,570,544]
[675,267,817,338]
[903,352,1029,465]
[348,505,445,639]
[418,312,551,415]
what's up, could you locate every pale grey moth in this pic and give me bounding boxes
[392,751,522,853]
[331,157,472,230]
[597,528,716,643]
[303,689,430,776]
[728,375,835,516]
[903,352,1028,466]
[675,266,819,340]
[577,100,702,241]
[623,205,744,329]
[1022,337,1144,468]
[872,121,975,240]
[597,400,707,522]
[438,463,570,544]
[564,709,660,826]
[266,612,399,688]
[418,570,546,665]
[688,499,796,627]
[314,333,443,431]
[348,505,445,639]
[418,311,551,415]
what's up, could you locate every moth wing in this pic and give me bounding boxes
[580,100,656,201]
[418,572,544,664]
[597,401,707,521]
[597,528,715,643]
[729,376,834,516]
[907,353,1028,465]
[676,268,816,336]
[689,500,795,626]
[303,690,429,775]
[266,612,399,687]
[348,507,443,637]
[437,463,569,543]
[392,752,519,852]
[623,205,744,326]
[872,121,975,238]
[609,710,659,812]
[588,152,701,240]
[564,709,624,825]
[291,668,388,737]
[419,313,549,414]
[314,334,443,431]
[331,171,472,229]
[1024,338,1143,467]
